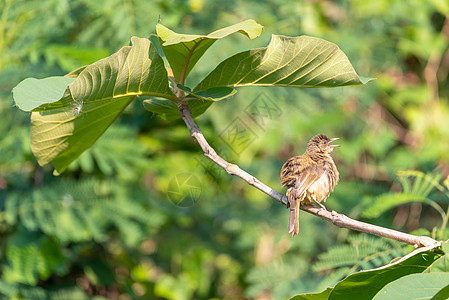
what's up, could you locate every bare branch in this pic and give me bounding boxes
[178,102,438,248]
[302,205,438,248]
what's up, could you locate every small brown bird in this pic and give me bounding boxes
[280,134,340,236]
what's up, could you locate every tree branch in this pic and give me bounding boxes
[178,102,438,248]
[179,102,286,203]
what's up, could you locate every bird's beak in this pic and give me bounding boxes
[329,138,340,148]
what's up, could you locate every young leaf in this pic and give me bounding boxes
[194,35,372,92]
[178,85,237,101]
[187,100,213,118]
[157,19,263,83]
[26,36,175,172]
[143,98,213,120]
[143,98,180,120]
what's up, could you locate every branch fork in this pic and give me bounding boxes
[178,102,439,248]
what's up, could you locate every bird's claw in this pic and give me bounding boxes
[314,200,327,211]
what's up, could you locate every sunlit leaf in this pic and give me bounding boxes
[195,35,372,92]
[25,36,175,172]
[157,19,263,82]
[31,97,132,173]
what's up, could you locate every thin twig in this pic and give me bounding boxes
[178,102,439,248]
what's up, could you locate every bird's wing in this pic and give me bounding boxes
[281,155,325,200]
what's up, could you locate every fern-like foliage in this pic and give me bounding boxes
[397,170,446,196]
[363,170,449,219]
[1,230,65,286]
[5,179,166,244]
[0,105,32,188]
[1,178,167,288]
[313,235,407,280]
[0,280,105,300]
[67,125,150,180]
[245,256,308,300]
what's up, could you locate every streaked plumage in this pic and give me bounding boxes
[280,134,340,236]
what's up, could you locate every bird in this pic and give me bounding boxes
[280,134,340,236]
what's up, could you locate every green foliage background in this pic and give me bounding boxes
[1,0,449,299]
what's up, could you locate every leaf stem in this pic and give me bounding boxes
[178,103,439,248]
[425,200,447,229]
[442,205,449,230]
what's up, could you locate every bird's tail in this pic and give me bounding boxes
[287,188,300,236]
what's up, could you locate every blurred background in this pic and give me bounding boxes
[1,0,449,299]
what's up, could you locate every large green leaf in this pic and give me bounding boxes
[372,273,449,300]
[291,248,443,300]
[24,36,175,172]
[157,19,263,83]
[328,249,442,300]
[31,97,132,173]
[194,35,372,92]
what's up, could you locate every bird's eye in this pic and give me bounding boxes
[322,141,327,144]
